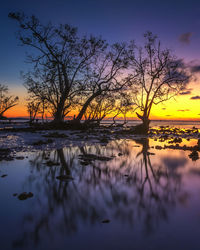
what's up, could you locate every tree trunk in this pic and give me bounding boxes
[53,110,63,123]
[75,92,101,122]
[53,100,65,123]
[134,112,150,134]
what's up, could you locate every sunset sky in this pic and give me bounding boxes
[1,0,200,119]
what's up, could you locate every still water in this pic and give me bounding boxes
[0,138,200,250]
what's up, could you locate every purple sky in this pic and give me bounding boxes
[1,0,200,89]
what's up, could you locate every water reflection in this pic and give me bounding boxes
[12,138,190,248]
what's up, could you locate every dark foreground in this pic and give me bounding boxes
[0,126,200,250]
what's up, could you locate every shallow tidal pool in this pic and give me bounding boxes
[0,137,200,250]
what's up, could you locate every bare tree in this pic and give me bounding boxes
[75,43,131,122]
[9,12,106,123]
[128,32,189,134]
[115,92,134,125]
[0,84,19,118]
[84,94,115,124]
[26,98,41,124]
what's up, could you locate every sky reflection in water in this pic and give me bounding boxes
[0,138,200,250]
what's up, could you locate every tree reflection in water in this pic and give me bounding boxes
[13,139,188,248]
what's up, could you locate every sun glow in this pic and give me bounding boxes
[3,80,200,121]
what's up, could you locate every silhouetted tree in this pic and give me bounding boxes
[84,94,115,123]
[0,84,19,118]
[26,98,41,124]
[74,43,131,122]
[114,92,134,125]
[128,32,189,134]
[9,12,106,123]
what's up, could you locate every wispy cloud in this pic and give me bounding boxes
[179,90,192,95]
[177,109,190,112]
[179,32,192,44]
[186,60,200,75]
[190,65,200,73]
[190,96,200,100]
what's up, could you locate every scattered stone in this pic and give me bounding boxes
[1,174,7,178]
[100,137,109,143]
[56,175,74,181]
[16,156,24,160]
[33,139,53,146]
[18,192,34,200]
[102,219,110,223]
[0,148,14,161]
[33,140,46,146]
[43,132,68,138]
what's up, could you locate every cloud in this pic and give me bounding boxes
[177,109,190,112]
[179,90,192,95]
[190,65,200,73]
[190,96,200,100]
[186,60,200,75]
[179,32,192,44]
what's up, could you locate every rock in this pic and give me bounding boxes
[100,137,109,143]
[1,174,7,178]
[16,156,24,160]
[155,145,162,150]
[0,148,14,161]
[43,132,68,138]
[118,153,123,156]
[56,175,74,181]
[33,139,53,146]
[18,192,34,200]
[13,193,17,196]
[33,140,46,146]
[46,139,54,143]
[102,219,110,223]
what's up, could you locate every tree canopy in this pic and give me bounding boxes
[0,84,19,118]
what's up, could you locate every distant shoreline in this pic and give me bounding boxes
[1,117,200,123]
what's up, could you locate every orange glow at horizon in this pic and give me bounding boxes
[3,81,200,121]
